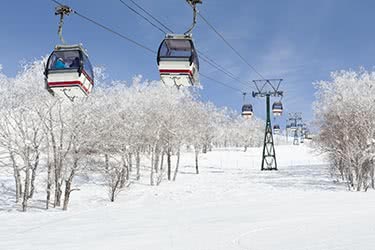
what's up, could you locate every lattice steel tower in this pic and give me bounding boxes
[287,113,303,145]
[252,79,283,171]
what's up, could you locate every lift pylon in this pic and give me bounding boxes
[287,112,303,146]
[252,79,283,171]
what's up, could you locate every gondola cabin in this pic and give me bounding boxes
[242,104,253,118]
[157,34,199,87]
[288,123,298,131]
[273,124,281,134]
[272,101,283,116]
[44,44,94,100]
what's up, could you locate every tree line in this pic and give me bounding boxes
[0,59,263,211]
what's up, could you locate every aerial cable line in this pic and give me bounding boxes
[119,0,167,34]
[198,51,249,86]
[50,0,244,94]
[127,0,174,33]
[197,11,266,81]
[199,51,236,78]
[200,73,243,93]
[118,0,249,88]
[199,56,248,87]
[51,0,156,54]
[73,11,157,53]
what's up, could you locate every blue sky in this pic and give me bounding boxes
[1,0,375,124]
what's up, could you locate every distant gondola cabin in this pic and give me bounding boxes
[273,124,281,134]
[272,101,283,116]
[242,104,253,118]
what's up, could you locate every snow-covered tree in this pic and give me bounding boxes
[0,58,264,210]
[314,69,375,191]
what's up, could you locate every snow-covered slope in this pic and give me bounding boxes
[1,144,375,250]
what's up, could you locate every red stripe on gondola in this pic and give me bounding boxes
[82,70,94,85]
[159,69,193,76]
[48,81,89,93]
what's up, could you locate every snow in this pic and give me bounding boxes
[1,143,375,250]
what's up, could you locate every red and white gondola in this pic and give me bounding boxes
[157,34,199,87]
[44,44,94,100]
[273,124,281,134]
[242,104,253,118]
[272,101,283,116]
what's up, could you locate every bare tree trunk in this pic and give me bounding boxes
[63,167,76,211]
[13,167,22,203]
[128,153,133,172]
[109,168,122,202]
[28,151,40,199]
[119,167,128,189]
[150,147,155,186]
[105,154,109,170]
[54,165,62,207]
[356,167,362,191]
[371,165,375,189]
[346,167,354,190]
[173,148,181,181]
[195,148,199,174]
[203,144,207,154]
[53,156,64,207]
[154,146,160,174]
[57,103,68,206]
[110,179,120,202]
[136,150,141,180]
[51,122,62,207]
[10,152,22,203]
[22,164,30,212]
[120,156,129,189]
[160,151,165,171]
[62,180,72,210]
[167,148,172,181]
[46,160,53,209]
[156,151,166,186]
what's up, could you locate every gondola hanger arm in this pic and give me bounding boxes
[55,5,74,44]
[184,0,202,35]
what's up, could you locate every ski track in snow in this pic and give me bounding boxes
[1,144,375,250]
